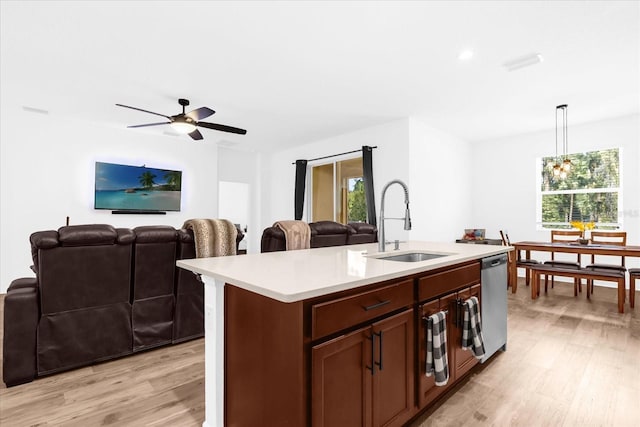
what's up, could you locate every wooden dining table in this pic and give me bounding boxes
[510,241,640,294]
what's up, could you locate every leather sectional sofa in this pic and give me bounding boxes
[260,220,377,252]
[2,223,243,387]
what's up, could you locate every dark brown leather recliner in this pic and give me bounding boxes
[3,222,245,387]
[261,221,377,253]
[132,226,178,352]
[3,225,135,387]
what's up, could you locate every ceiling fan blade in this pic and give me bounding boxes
[189,129,204,140]
[127,122,170,128]
[116,103,171,119]
[197,121,247,135]
[186,107,215,121]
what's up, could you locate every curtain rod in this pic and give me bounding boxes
[291,146,377,165]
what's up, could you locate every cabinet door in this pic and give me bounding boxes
[418,298,446,409]
[372,309,415,427]
[452,284,482,380]
[312,325,372,427]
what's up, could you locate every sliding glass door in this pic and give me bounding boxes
[311,157,365,224]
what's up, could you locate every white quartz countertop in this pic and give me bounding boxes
[177,241,512,303]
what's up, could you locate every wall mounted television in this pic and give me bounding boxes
[94,161,182,213]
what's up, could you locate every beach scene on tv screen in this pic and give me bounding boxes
[95,162,182,211]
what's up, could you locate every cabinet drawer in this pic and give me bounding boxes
[418,262,480,302]
[312,280,413,340]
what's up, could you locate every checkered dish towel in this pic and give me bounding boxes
[461,296,486,359]
[425,311,449,386]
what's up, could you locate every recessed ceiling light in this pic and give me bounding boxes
[458,50,474,61]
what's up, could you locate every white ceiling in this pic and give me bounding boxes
[1,1,638,152]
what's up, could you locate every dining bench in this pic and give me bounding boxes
[528,264,627,313]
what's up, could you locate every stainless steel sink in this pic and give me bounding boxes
[376,252,450,262]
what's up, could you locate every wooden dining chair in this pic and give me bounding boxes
[543,230,583,292]
[501,230,539,287]
[585,231,627,294]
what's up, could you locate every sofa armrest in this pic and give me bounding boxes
[261,226,286,253]
[3,278,39,387]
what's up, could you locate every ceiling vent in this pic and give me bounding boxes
[503,53,543,71]
[22,106,49,115]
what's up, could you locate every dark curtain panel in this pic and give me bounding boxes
[362,146,376,226]
[294,160,308,220]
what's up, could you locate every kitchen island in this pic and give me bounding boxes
[177,241,511,427]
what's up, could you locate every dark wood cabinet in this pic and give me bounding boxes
[418,279,482,410]
[418,293,456,408]
[225,260,485,426]
[451,284,481,380]
[312,308,415,427]
[372,309,415,427]
[312,325,372,427]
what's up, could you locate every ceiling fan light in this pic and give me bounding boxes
[171,121,197,134]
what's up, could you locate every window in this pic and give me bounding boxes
[538,148,621,229]
[311,157,366,224]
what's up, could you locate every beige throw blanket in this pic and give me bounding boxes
[183,219,238,258]
[274,220,311,251]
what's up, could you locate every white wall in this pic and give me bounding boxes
[262,118,412,244]
[409,117,473,242]
[469,114,640,272]
[0,105,220,293]
[262,117,474,247]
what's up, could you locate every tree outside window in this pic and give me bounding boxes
[347,178,367,222]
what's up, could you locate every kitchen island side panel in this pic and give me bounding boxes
[225,284,307,426]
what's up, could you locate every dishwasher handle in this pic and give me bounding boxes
[481,254,508,269]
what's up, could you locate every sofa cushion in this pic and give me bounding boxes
[58,224,118,246]
[116,228,136,244]
[134,225,178,243]
[348,222,377,234]
[309,221,349,248]
[311,221,350,235]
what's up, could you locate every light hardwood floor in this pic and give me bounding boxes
[1,280,638,426]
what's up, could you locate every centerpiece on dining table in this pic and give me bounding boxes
[570,220,595,244]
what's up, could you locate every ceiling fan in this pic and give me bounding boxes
[116,98,247,140]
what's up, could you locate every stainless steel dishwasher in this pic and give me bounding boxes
[480,253,508,363]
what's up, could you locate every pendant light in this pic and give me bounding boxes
[553,104,571,179]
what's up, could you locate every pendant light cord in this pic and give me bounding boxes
[555,107,559,163]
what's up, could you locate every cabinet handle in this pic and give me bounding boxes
[453,298,462,328]
[456,298,465,328]
[363,299,391,311]
[366,334,375,375]
[374,331,383,371]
